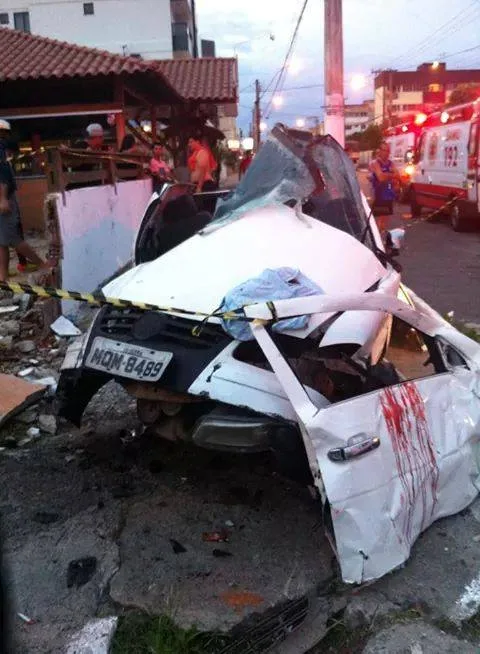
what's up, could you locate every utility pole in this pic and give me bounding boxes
[253,79,261,151]
[324,0,344,146]
[191,0,198,58]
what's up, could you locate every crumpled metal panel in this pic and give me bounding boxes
[249,291,480,582]
[310,370,480,582]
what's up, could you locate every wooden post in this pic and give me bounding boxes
[116,113,126,150]
[150,106,157,142]
[114,78,126,149]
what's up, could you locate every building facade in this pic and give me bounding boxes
[344,100,374,137]
[0,0,195,59]
[374,62,480,126]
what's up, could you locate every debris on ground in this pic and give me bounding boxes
[220,590,264,612]
[169,538,187,554]
[16,340,36,354]
[50,315,82,337]
[38,414,57,435]
[66,617,118,654]
[0,373,46,429]
[17,612,35,625]
[203,529,230,543]
[212,549,233,558]
[0,305,19,315]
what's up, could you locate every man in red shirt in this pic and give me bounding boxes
[239,150,253,178]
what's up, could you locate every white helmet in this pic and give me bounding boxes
[0,119,11,131]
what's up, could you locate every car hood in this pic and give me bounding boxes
[103,202,390,338]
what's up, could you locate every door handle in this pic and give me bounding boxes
[328,435,380,462]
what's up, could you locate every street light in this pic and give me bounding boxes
[296,118,306,128]
[287,57,303,76]
[350,74,367,91]
[432,61,440,70]
[272,95,284,109]
[259,121,268,132]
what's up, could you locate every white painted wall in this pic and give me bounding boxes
[0,0,173,59]
[51,178,154,318]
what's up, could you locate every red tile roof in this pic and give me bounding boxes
[0,28,238,104]
[0,27,177,90]
[156,57,238,103]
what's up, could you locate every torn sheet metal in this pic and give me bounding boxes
[250,293,480,583]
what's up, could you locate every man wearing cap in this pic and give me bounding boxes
[77,123,106,151]
[0,119,51,282]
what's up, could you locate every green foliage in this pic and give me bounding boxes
[447,84,480,107]
[111,613,228,654]
[349,124,383,151]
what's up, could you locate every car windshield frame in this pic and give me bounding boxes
[208,124,375,250]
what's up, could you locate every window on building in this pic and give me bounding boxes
[13,11,30,32]
[0,13,9,24]
[83,3,94,15]
[172,22,190,52]
[428,83,443,93]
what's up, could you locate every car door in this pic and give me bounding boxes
[247,291,480,584]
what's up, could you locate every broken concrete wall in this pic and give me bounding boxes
[46,180,153,318]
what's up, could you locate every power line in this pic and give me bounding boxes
[263,0,310,118]
[385,0,480,69]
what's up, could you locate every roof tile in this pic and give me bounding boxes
[0,28,238,104]
[156,57,238,103]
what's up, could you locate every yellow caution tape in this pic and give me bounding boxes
[0,280,257,323]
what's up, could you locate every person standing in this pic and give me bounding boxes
[149,141,173,192]
[370,141,399,232]
[0,120,52,283]
[188,136,217,193]
[239,150,253,179]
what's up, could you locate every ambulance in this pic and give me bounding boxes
[410,99,480,231]
[384,118,423,200]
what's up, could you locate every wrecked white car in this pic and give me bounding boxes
[57,125,480,582]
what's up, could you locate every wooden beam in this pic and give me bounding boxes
[3,103,123,119]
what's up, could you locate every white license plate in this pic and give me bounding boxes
[85,337,172,381]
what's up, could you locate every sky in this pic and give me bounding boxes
[196,0,480,133]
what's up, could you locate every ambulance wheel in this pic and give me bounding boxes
[410,190,421,217]
[450,204,467,232]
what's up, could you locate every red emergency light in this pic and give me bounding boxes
[414,112,428,126]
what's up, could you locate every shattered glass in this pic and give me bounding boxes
[209,125,374,249]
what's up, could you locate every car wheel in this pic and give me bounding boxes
[450,204,467,232]
[410,190,422,217]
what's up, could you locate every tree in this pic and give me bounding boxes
[447,84,480,107]
[349,124,383,151]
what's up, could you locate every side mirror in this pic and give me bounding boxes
[385,228,405,256]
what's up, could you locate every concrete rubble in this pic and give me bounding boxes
[65,617,118,654]
[362,621,478,654]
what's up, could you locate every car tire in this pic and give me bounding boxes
[410,190,421,217]
[450,204,467,232]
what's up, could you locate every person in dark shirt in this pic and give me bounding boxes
[0,119,51,282]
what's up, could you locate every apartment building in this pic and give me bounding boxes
[374,62,480,126]
[0,0,196,59]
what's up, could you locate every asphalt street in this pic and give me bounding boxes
[358,170,480,323]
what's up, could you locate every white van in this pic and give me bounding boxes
[410,99,480,231]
